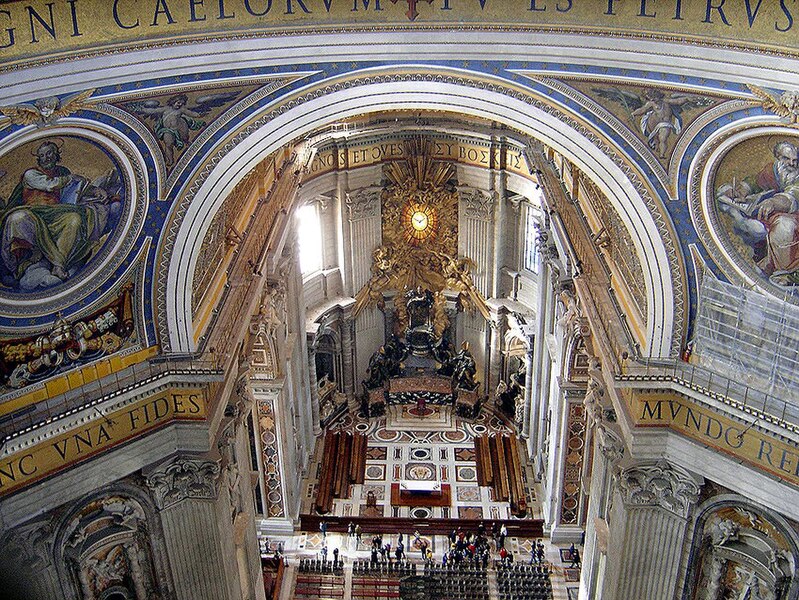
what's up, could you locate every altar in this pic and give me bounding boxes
[391,481,452,507]
[399,480,442,495]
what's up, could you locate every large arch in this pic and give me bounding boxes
[164,67,678,357]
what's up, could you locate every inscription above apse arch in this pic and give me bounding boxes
[0,128,145,317]
[694,127,799,300]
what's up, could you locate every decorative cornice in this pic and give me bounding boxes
[145,458,220,509]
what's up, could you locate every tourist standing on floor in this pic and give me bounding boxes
[536,540,545,565]
[570,547,581,568]
[320,521,328,539]
[347,522,354,537]
[355,523,361,543]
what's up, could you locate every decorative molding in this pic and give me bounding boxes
[616,462,701,518]
[145,458,220,509]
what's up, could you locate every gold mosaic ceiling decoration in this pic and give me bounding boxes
[353,138,489,321]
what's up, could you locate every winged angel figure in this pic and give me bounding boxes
[0,89,95,127]
[747,84,799,125]
[128,91,240,166]
[592,87,712,159]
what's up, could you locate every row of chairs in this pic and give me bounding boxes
[422,562,489,600]
[424,562,488,573]
[496,562,553,600]
[297,557,344,574]
[353,560,417,576]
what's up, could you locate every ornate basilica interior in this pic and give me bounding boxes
[1,3,799,599]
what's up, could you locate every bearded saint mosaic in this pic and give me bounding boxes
[0,136,126,294]
[713,135,799,287]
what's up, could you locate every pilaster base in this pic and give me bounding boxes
[257,517,296,536]
[550,524,584,545]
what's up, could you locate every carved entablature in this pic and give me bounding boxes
[617,462,701,519]
[146,458,220,509]
[345,186,381,221]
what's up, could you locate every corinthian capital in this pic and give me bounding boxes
[146,458,220,509]
[616,462,701,518]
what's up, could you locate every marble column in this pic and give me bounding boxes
[536,274,556,472]
[491,144,507,299]
[487,309,505,409]
[602,462,702,600]
[335,142,353,297]
[146,457,236,600]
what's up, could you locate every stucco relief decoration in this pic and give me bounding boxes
[0,135,128,294]
[748,85,799,126]
[0,283,135,391]
[616,462,700,518]
[63,496,162,600]
[708,134,799,288]
[345,186,381,221]
[0,90,94,128]
[1,519,55,572]
[691,504,796,600]
[459,186,494,219]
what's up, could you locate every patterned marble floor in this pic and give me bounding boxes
[301,404,538,522]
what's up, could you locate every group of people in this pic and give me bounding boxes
[441,526,493,568]
[319,520,584,572]
[366,532,406,565]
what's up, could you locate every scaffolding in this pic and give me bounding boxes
[693,278,799,405]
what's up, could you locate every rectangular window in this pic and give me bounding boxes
[523,208,540,274]
[297,203,323,275]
